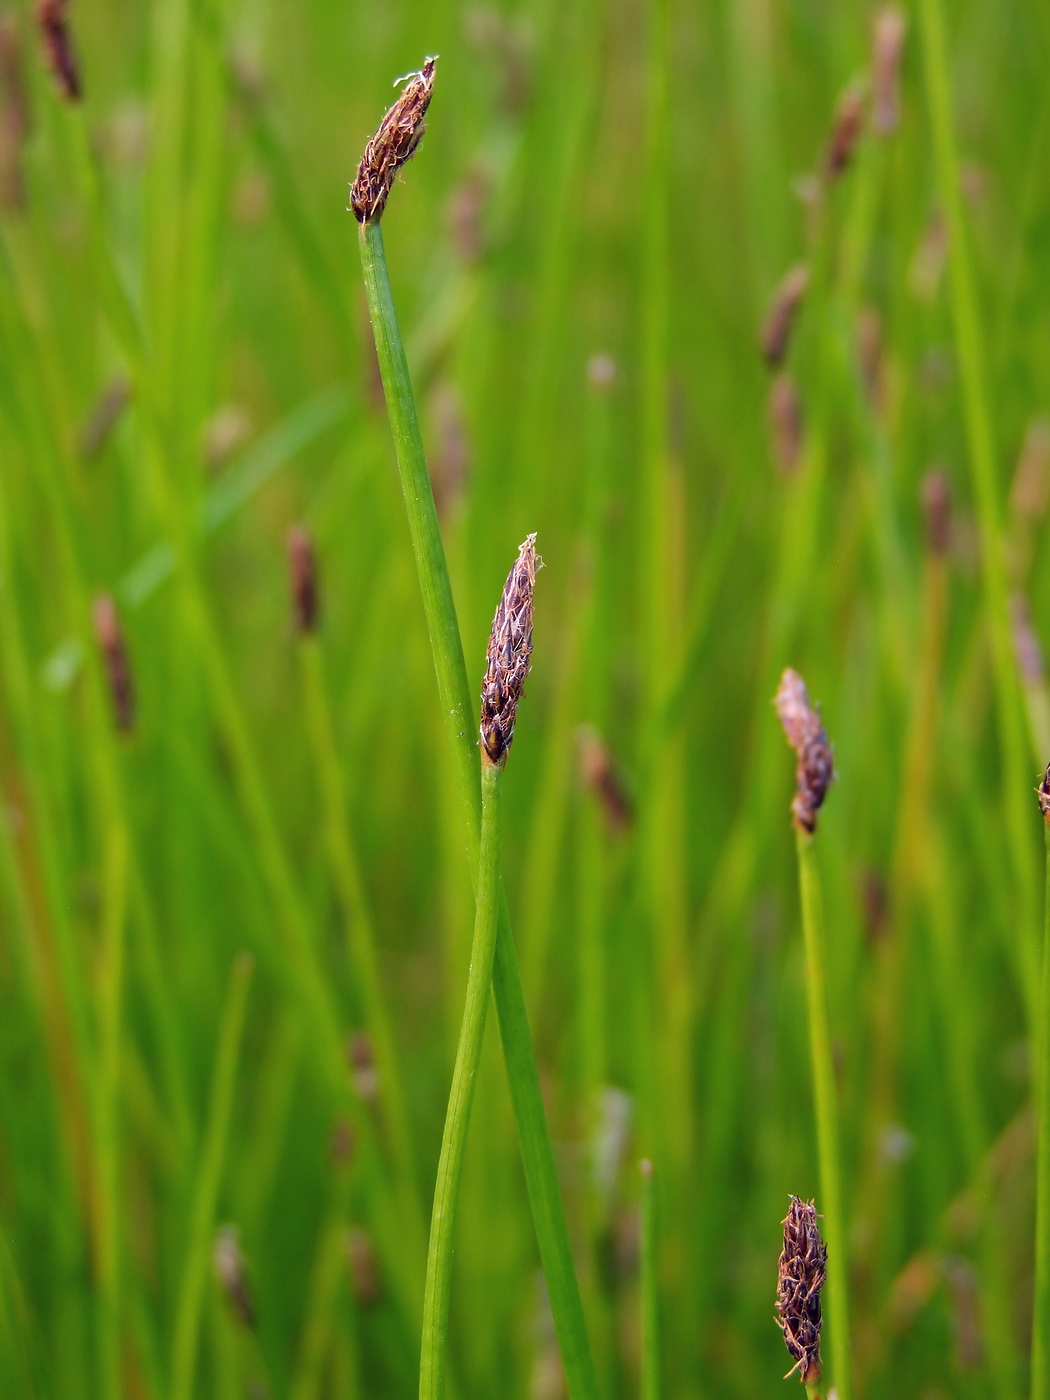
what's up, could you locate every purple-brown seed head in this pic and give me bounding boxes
[92,594,134,733]
[350,58,436,223]
[871,8,906,138]
[776,1196,827,1384]
[480,534,538,769]
[35,0,79,101]
[286,526,319,634]
[1037,762,1050,822]
[921,471,952,556]
[213,1225,255,1330]
[767,372,804,475]
[823,85,866,182]
[761,264,810,368]
[775,668,834,834]
[577,726,632,833]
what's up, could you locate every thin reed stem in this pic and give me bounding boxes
[357,222,476,832]
[95,823,128,1400]
[420,761,502,1400]
[171,953,254,1400]
[298,633,420,1212]
[795,831,852,1400]
[918,0,1039,993]
[1033,820,1050,1400]
[639,1161,660,1400]
[289,1166,355,1400]
[358,218,600,1400]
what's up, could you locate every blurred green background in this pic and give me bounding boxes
[2,0,1050,1395]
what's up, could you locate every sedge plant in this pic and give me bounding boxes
[350,60,600,1400]
[776,670,852,1400]
[421,535,538,1400]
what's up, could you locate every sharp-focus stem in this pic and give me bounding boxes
[420,762,502,1400]
[358,218,600,1400]
[357,222,477,838]
[1033,823,1050,1400]
[795,831,852,1400]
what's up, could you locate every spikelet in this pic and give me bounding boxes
[921,471,951,556]
[871,9,906,138]
[350,58,436,223]
[35,0,79,101]
[287,526,320,634]
[480,535,538,769]
[92,594,134,733]
[577,726,632,833]
[776,1197,827,1384]
[761,264,810,368]
[775,669,834,834]
[767,372,804,475]
[213,1225,255,1329]
[823,86,865,182]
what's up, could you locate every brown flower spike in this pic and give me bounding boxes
[775,668,834,834]
[761,264,810,368]
[92,594,134,733]
[35,0,80,101]
[776,1196,827,1384]
[287,525,319,634]
[213,1225,255,1330]
[823,86,866,182]
[480,534,538,769]
[350,57,436,224]
[871,8,906,138]
[1037,762,1050,821]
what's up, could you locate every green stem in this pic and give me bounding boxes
[358,218,600,1400]
[298,635,421,1216]
[289,1161,355,1400]
[420,761,503,1400]
[795,831,852,1400]
[1033,822,1050,1400]
[95,824,128,1400]
[357,222,476,840]
[639,1161,660,1400]
[171,953,254,1400]
[918,0,1039,997]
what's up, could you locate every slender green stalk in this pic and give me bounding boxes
[358,218,600,1400]
[639,1161,660,1400]
[171,953,254,1400]
[922,830,1019,1400]
[43,55,411,1298]
[1033,821,1050,1400]
[420,761,503,1400]
[290,1168,355,1400]
[358,223,477,835]
[298,633,420,1214]
[918,0,1038,986]
[95,824,128,1400]
[795,832,852,1400]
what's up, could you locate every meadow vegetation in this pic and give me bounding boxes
[1,0,1050,1397]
